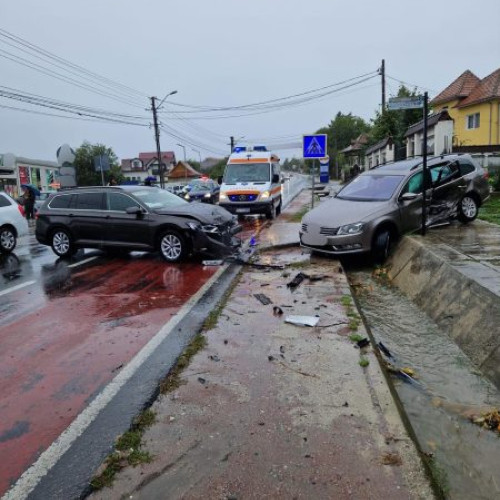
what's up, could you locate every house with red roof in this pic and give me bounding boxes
[431,68,500,153]
[121,151,176,183]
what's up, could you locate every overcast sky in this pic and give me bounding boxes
[1,0,499,163]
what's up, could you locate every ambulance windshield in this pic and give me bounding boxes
[224,163,270,183]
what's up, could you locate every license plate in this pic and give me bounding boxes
[236,208,250,213]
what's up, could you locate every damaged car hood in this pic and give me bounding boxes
[154,203,236,225]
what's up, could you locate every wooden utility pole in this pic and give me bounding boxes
[151,96,164,189]
[381,59,386,112]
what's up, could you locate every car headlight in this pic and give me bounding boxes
[184,194,190,200]
[204,192,211,198]
[219,193,228,201]
[337,222,365,235]
[201,224,220,234]
[260,191,270,200]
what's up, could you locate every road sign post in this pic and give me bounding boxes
[303,134,328,209]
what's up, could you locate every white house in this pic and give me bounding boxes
[365,137,395,169]
[405,110,454,158]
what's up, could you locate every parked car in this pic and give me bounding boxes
[300,154,490,262]
[35,186,242,262]
[165,183,185,196]
[0,192,29,253]
[183,179,220,203]
[34,191,57,213]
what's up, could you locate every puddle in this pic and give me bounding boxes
[349,269,500,500]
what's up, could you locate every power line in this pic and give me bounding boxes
[386,75,438,94]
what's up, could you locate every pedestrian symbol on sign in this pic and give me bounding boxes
[302,134,327,159]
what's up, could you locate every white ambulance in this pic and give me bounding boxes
[218,146,282,218]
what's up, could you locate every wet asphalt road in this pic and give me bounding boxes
[0,176,308,498]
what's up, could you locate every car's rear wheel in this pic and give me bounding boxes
[276,197,282,216]
[0,225,16,253]
[159,230,186,262]
[458,194,479,223]
[51,228,76,258]
[372,229,391,264]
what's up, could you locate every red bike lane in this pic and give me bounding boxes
[0,257,218,496]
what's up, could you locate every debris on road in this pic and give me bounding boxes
[356,338,370,349]
[202,260,224,266]
[254,293,272,305]
[208,355,220,362]
[470,409,500,434]
[285,315,320,327]
[378,341,393,359]
[273,306,283,316]
[287,272,308,291]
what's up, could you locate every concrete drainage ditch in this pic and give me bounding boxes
[346,234,500,500]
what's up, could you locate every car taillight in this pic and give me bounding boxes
[483,170,489,180]
[18,204,25,217]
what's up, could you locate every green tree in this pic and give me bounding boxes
[207,157,229,180]
[74,142,121,186]
[370,85,423,159]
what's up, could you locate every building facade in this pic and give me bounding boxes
[121,151,176,183]
[365,137,395,168]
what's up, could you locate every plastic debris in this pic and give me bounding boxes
[197,377,207,384]
[254,293,272,305]
[287,272,308,291]
[470,409,500,434]
[284,315,320,327]
[378,341,393,359]
[202,259,224,266]
[209,355,220,362]
[249,235,257,246]
[273,306,283,316]
[356,338,370,349]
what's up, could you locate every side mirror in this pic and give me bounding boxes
[126,206,143,216]
[272,174,280,184]
[400,192,419,201]
[217,176,223,185]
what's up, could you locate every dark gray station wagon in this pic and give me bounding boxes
[35,186,241,262]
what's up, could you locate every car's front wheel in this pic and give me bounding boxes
[458,194,479,223]
[265,202,277,220]
[159,230,187,262]
[372,229,391,264]
[51,228,76,258]
[0,225,17,253]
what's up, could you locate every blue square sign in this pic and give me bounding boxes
[303,134,327,158]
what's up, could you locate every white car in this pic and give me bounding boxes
[0,192,29,253]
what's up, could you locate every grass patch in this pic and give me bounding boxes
[479,192,500,225]
[340,295,352,307]
[349,318,360,331]
[289,204,311,222]
[159,333,207,394]
[427,456,450,497]
[349,333,364,343]
[359,357,370,368]
[90,409,156,490]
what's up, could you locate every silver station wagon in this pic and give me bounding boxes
[300,154,490,262]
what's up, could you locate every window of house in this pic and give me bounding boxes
[466,113,480,129]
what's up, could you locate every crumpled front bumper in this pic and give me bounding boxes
[192,223,242,257]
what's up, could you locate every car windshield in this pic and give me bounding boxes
[224,163,270,183]
[190,183,212,192]
[337,174,405,201]
[133,188,187,209]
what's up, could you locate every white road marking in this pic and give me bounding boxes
[0,280,36,297]
[4,263,230,500]
[67,256,98,268]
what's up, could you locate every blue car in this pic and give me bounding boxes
[183,179,220,204]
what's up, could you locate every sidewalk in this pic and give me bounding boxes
[90,192,433,499]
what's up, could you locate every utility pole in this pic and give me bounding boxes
[421,92,429,236]
[380,59,386,112]
[230,136,235,153]
[151,96,164,189]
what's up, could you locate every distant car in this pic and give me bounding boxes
[300,154,490,262]
[183,179,220,204]
[35,186,241,262]
[165,184,185,196]
[34,191,57,213]
[0,192,29,253]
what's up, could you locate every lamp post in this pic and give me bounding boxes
[176,143,187,183]
[150,90,177,188]
[192,148,202,171]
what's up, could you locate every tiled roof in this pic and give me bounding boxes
[457,68,500,108]
[404,110,452,137]
[168,161,201,179]
[365,136,393,155]
[430,70,480,106]
[138,151,175,162]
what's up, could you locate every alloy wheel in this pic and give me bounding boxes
[0,229,16,252]
[161,233,183,261]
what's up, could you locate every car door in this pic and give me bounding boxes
[103,192,152,249]
[398,171,427,233]
[70,192,105,245]
[428,161,465,225]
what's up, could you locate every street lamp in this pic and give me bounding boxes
[191,148,202,170]
[150,90,178,188]
[176,143,187,182]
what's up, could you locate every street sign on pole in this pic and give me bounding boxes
[303,134,327,158]
[387,96,424,110]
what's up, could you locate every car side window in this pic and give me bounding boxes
[401,172,423,194]
[49,194,73,209]
[107,193,141,212]
[430,162,459,186]
[75,193,104,210]
[0,195,11,207]
[458,160,475,175]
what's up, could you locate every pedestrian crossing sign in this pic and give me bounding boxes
[303,134,327,158]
